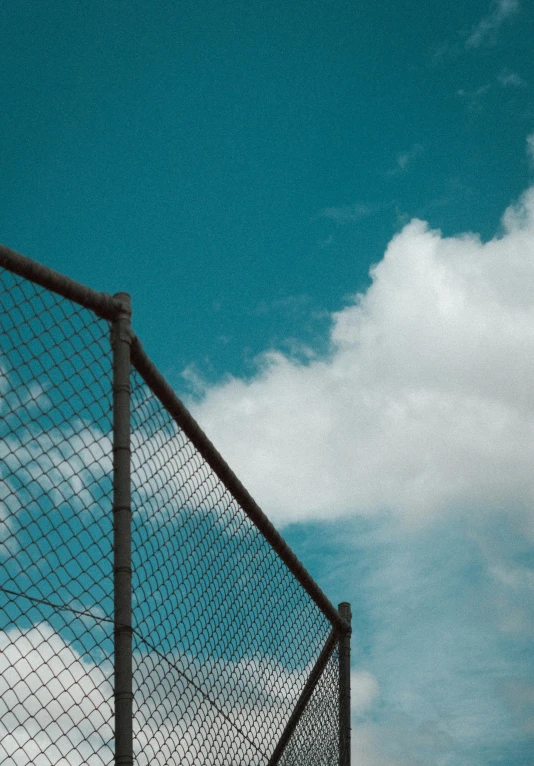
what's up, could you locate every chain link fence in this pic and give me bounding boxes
[0,244,351,765]
[0,267,114,765]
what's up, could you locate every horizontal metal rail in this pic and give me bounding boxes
[0,244,122,320]
[130,334,351,637]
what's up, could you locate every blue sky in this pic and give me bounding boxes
[1,0,534,763]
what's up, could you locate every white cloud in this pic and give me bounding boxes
[0,368,113,534]
[0,426,112,515]
[527,133,534,167]
[190,183,534,531]
[351,669,380,714]
[0,623,113,765]
[355,511,534,754]
[456,70,526,112]
[465,0,519,49]
[351,717,458,766]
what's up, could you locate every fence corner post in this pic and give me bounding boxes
[338,602,351,766]
[112,292,133,766]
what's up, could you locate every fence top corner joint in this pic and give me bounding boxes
[0,243,126,321]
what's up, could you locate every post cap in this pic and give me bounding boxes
[338,602,352,624]
[113,292,132,319]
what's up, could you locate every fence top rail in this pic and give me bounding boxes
[131,335,351,637]
[0,244,123,320]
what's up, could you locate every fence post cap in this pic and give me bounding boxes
[113,292,132,317]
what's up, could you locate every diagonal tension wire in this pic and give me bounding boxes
[0,586,114,625]
[0,586,269,759]
[132,629,270,761]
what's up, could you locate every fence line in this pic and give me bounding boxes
[0,243,351,764]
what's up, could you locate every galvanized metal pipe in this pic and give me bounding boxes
[338,602,352,766]
[112,293,133,766]
[0,243,121,320]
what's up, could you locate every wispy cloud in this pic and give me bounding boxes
[387,143,423,176]
[344,512,534,764]
[498,68,527,87]
[318,202,376,223]
[465,0,520,49]
[527,133,534,167]
[456,82,492,111]
[351,669,380,715]
[457,69,526,111]
[431,0,520,63]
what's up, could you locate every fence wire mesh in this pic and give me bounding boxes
[278,645,340,766]
[130,368,337,764]
[0,267,114,765]
[0,255,347,765]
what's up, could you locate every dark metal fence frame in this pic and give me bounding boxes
[0,242,351,764]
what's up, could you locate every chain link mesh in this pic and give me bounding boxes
[130,368,339,764]
[0,268,114,765]
[278,644,340,766]
[0,261,344,765]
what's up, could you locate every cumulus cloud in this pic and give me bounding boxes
[465,0,519,49]
[0,425,112,518]
[190,184,534,530]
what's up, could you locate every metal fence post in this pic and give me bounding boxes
[338,602,352,766]
[112,293,133,766]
